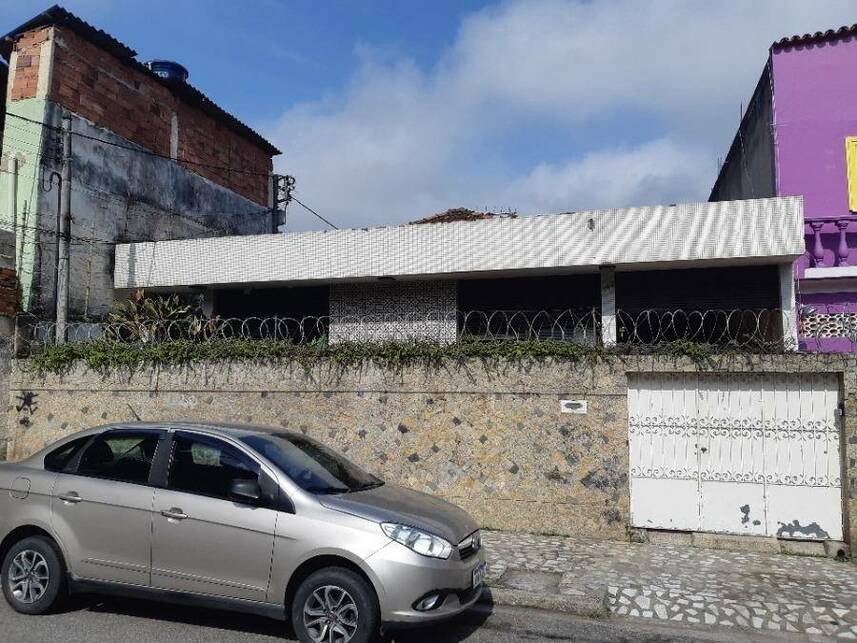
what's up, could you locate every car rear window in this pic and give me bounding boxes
[78,432,160,484]
[44,436,90,472]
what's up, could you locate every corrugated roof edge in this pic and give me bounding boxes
[0,4,281,156]
[772,23,857,50]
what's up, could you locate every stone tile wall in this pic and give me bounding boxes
[4,354,856,545]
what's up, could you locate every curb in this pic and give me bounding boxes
[479,585,610,619]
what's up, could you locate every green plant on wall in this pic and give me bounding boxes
[25,335,753,374]
[106,290,204,343]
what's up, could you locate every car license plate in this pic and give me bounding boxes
[472,561,487,589]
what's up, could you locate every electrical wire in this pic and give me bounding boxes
[4,112,340,230]
[292,195,339,230]
[6,111,271,177]
[1,146,274,224]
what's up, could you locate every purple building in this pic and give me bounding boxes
[711,24,857,352]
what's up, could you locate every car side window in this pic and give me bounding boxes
[77,432,160,484]
[168,434,259,501]
[44,436,91,472]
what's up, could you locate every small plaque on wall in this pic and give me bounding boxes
[560,399,587,414]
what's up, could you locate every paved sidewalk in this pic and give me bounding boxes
[482,530,857,639]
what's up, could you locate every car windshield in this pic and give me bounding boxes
[240,432,383,494]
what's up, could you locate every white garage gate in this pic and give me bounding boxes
[628,373,842,540]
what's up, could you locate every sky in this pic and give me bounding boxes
[3,0,857,231]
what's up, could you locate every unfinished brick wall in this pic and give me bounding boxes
[175,100,274,205]
[48,27,173,157]
[9,26,272,205]
[7,28,46,102]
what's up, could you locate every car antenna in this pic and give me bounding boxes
[126,403,142,421]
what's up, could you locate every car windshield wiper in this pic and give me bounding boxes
[349,480,385,492]
[305,485,350,495]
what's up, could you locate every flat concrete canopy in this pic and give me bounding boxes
[114,196,805,289]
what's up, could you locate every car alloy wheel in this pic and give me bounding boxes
[303,585,359,643]
[8,550,50,604]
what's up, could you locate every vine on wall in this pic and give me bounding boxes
[26,337,764,373]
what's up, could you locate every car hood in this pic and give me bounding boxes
[318,483,479,544]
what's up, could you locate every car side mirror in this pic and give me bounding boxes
[229,479,262,505]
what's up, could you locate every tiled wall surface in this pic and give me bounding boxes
[329,281,457,342]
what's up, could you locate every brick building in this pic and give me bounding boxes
[0,5,280,318]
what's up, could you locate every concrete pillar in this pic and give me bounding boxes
[600,265,616,346]
[201,288,216,318]
[169,113,179,160]
[6,157,17,275]
[779,263,799,351]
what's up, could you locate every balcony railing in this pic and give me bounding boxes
[805,215,856,268]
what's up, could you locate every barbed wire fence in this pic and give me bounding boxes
[9,306,856,357]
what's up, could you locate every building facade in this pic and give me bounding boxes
[0,6,279,320]
[711,25,857,352]
[114,196,805,347]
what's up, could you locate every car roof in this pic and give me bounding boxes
[103,421,289,438]
[23,422,302,466]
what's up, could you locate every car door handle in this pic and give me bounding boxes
[58,491,82,504]
[161,508,188,521]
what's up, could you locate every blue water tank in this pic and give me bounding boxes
[146,60,189,82]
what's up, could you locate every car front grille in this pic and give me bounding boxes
[458,530,482,560]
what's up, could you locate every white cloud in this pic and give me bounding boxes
[505,139,712,215]
[268,0,857,231]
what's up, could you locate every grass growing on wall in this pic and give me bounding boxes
[24,337,757,373]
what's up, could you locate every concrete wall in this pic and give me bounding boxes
[0,61,6,150]
[5,354,857,545]
[0,100,270,319]
[709,62,777,203]
[0,349,10,460]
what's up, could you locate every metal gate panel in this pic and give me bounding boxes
[629,373,700,531]
[761,374,842,540]
[628,373,842,540]
[697,374,766,535]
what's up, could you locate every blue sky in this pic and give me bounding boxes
[4,1,857,230]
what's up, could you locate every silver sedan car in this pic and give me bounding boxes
[0,423,486,643]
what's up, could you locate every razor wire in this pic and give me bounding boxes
[11,306,856,355]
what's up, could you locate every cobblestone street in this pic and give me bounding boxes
[484,531,857,639]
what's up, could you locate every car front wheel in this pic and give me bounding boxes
[1,535,66,614]
[291,567,379,643]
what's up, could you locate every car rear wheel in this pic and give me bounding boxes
[291,567,379,643]
[1,535,66,614]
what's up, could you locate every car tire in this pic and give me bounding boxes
[1,535,66,615]
[291,567,380,643]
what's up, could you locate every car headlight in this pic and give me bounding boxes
[381,522,453,559]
